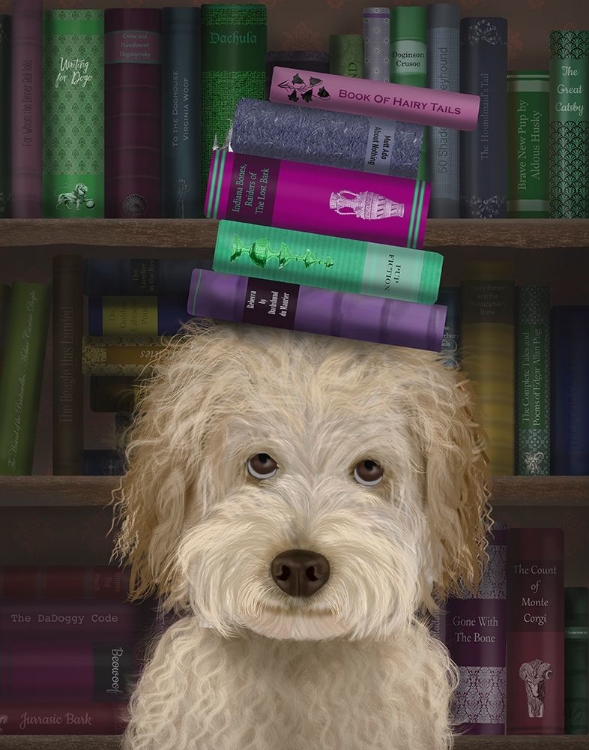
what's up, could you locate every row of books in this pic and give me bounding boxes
[1,248,587,477]
[0,567,155,735]
[76,280,589,478]
[430,525,589,736]
[0,2,586,220]
[342,5,588,219]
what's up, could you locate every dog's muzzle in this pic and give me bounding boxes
[270,549,331,597]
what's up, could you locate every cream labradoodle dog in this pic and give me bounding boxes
[113,320,492,750]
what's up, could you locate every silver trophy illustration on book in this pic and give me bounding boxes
[330,190,405,220]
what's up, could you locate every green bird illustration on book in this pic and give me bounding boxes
[230,235,334,269]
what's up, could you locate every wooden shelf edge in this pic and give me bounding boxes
[0,475,587,508]
[0,218,589,249]
[0,735,586,749]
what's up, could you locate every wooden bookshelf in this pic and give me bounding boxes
[0,475,588,508]
[0,218,589,249]
[0,735,586,749]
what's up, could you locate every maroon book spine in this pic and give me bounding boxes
[10,0,42,218]
[506,527,565,734]
[0,601,139,639]
[104,9,162,218]
[0,567,130,599]
[0,703,127,734]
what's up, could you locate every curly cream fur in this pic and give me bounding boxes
[112,320,492,750]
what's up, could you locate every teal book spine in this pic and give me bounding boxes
[0,282,52,475]
[508,71,550,218]
[213,220,443,305]
[549,31,589,218]
[426,3,460,218]
[515,285,550,475]
[436,286,461,367]
[390,6,427,180]
[0,16,10,218]
[565,587,589,734]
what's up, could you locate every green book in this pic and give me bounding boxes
[515,285,550,475]
[0,15,10,218]
[0,283,11,377]
[390,6,427,180]
[200,4,267,197]
[0,282,52,475]
[329,34,364,78]
[42,10,104,218]
[214,221,443,305]
[549,31,589,218]
[565,587,588,734]
[508,71,550,218]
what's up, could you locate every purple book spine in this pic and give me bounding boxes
[440,523,508,734]
[105,9,162,218]
[187,269,446,352]
[11,0,42,218]
[0,601,139,639]
[0,640,135,701]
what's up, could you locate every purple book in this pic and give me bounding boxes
[0,640,135,701]
[187,269,446,352]
[11,0,42,218]
[105,9,162,218]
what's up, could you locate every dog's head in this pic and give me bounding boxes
[113,320,491,642]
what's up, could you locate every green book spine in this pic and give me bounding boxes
[200,4,267,196]
[515,285,550,475]
[565,587,589,734]
[549,31,589,218]
[0,16,10,218]
[42,10,104,218]
[0,283,11,377]
[214,220,443,304]
[390,6,427,180]
[0,281,52,475]
[508,71,550,218]
[328,34,364,78]
[461,262,515,476]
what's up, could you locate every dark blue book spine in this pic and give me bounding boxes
[162,7,201,218]
[460,18,508,218]
[550,306,589,475]
[427,3,460,218]
[436,286,461,367]
[87,295,191,336]
[83,258,212,296]
[83,450,125,476]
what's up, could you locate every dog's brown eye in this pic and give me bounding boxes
[247,453,278,480]
[354,460,383,486]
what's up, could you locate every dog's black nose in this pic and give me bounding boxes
[270,549,330,597]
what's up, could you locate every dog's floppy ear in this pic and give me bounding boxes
[110,320,239,603]
[410,363,493,606]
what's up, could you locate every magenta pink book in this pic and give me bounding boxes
[205,147,430,249]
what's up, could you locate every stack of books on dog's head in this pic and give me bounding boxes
[188,67,480,353]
